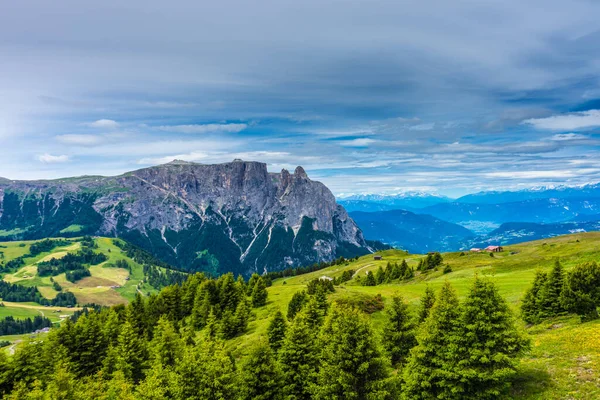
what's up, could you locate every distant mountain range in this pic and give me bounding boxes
[349,210,474,254]
[343,185,600,253]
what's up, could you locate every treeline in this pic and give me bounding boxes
[0,315,52,336]
[143,264,188,289]
[359,260,415,286]
[522,260,600,323]
[0,280,76,307]
[417,251,444,271]
[265,256,358,281]
[0,274,529,400]
[112,239,175,270]
[28,239,71,257]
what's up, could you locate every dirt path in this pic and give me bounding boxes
[353,263,373,277]
[8,340,22,355]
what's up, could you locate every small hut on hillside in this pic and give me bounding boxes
[373,255,383,260]
[485,245,504,253]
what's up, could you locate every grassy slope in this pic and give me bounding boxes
[230,232,600,399]
[0,237,157,308]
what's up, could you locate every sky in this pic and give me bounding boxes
[2,0,600,197]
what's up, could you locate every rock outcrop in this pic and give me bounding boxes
[0,161,371,275]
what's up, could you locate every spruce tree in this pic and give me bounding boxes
[279,312,319,400]
[303,296,324,329]
[375,266,386,285]
[173,338,236,400]
[149,316,183,368]
[287,290,308,320]
[364,271,377,286]
[238,341,283,400]
[560,261,600,321]
[382,295,416,366]
[115,320,148,383]
[403,281,461,399]
[520,270,547,324]
[234,298,251,334]
[454,276,530,399]
[539,260,566,317]
[252,276,268,308]
[313,304,391,399]
[267,310,287,353]
[417,285,436,323]
[314,285,329,315]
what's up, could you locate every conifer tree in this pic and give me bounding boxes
[238,341,283,400]
[520,270,548,324]
[267,310,287,353]
[218,273,240,312]
[375,266,386,285]
[279,311,319,400]
[72,311,108,377]
[252,276,268,307]
[539,260,567,317]
[115,321,148,383]
[219,309,237,340]
[382,295,416,366]
[136,363,172,400]
[560,261,600,321]
[417,285,436,323]
[173,338,236,400]
[364,271,377,286]
[314,285,329,315]
[149,316,183,368]
[403,281,461,399]
[234,297,251,334]
[287,290,308,320]
[313,304,391,399]
[303,296,324,329]
[454,276,530,399]
[103,308,122,346]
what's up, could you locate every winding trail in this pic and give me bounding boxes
[352,263,373,277]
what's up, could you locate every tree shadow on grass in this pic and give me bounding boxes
[510,364,553,399]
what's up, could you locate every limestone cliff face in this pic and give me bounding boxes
[0,160,371,275]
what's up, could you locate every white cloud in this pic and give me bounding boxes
[56,134,103,145]
[485,170,576,179]
[523,110,600,130]
[157,123,247,134]
[37,153,70,163]
[339,138,377,147]
[409,123,435,131]
[87,119,119,129]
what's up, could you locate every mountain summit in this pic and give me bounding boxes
[0,160,371,275]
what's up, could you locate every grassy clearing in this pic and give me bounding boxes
[59,225,84,234]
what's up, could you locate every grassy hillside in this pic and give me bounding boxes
[234,232,600,399]
[0,237,182,309]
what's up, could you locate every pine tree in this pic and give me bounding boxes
[382,295,416,366]
[417,285,436,323]
[72,311,108,377]
[234,297,251,334]
[403,281,461,399]
[136,363,172,400]
[539,260,567,317]
[287,291,308,320]
[314,285,329,315]
[520,270,547,324]
[364,271,377,286]
[313,304,391,399]
[303,296,324,329]
[252,276,268,308]
[560,261,600,321]
[149,316,183,368]
[267,310,287,353]
[454,276,530,399]
[218,272,240,312]
[173,338,236,400]
[375,266,386,285]
[238,341,283,400]
[279,312,319,400]
[115,321,148,383]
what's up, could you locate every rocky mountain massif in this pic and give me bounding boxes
[0,160,372,276]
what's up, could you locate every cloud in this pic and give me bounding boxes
[157,123,248,134]
[55,134,103,146]
[339,138,377,147]
[409,123,435,131]
[523,110,600,131]
[87,119,119,129]
[37,153,70,163]
[550,133,588,141]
